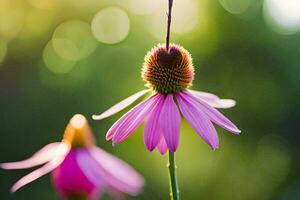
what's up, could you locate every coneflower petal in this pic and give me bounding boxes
[144,94,165,151]
[0,142,67,170]
[53,149,100,198]
[185,91,241,134]
[76,149,107,188]
[177,92,219,150]
[10,155,67,193]
[110,94,160,145]
[156,137,168,155]
[105,99,146,141]
[92,89,149,120]
[189,89,236,109]
[159,94,181,152]
[88,147,144,195]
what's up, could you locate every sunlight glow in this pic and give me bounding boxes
[149,0,200,39]
[28,0,63,10]
[0,0,25,40]
[264,0,300,34]
[19,8,54,39]
[173,0,199,34]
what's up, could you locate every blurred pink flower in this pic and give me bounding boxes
[0,114,144,200]
[93,44,241,154]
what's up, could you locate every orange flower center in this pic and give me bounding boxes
[63,114,95,148]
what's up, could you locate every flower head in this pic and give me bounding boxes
[142,44,194,94]
[93,44,241,154]
[1,114,144,200]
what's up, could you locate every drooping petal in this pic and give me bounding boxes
[189,89,236,109]
[105,101,145,141]
[76,149,107,188]
[156,137,168,155]
[52,149,101,199]
[185,91,241,134]
[109,94,161,145]
[11,153,68,193]
[88,147,144,195]
[159,94,181,152]
[0,142,67,170]
[92,90,149,120]
[176,92,219,150]
[143,95,165,151]
[105,94,157,141]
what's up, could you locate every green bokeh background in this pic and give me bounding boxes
[1,0,300,199]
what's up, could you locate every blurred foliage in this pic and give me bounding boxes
[0,0,300,200]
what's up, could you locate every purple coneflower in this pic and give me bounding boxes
[0,114,144,200]
[93,44,241,154]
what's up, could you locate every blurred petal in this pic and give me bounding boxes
[109,94,160,144]
[159,94,181,152]
[189,89,236,109]
[186,91,241,134]
[156,137,168,155]
[177,92,219,150]
[53,149,100,198]
[0,142,68,170]
[93,90,149,120]
[76,149,106,188]
[11,155,67,193]
[144,94,164,151]
[88,147,144,195]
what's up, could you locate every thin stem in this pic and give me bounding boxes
[166,1,179,198]
[168,151,179,200]
[166,0,174,51]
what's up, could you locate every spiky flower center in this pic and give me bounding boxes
[142,44,194,94]
[63,114,95,148]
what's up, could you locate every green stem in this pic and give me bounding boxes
[168,151,180,200]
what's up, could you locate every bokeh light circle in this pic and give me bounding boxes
[264,0,300,34]
[0,39,7,64]
[173,0,199,34]
[91,7,130,44]
[52,20,98,61]
[219,0,252,14]
[149,0,200,39]
[43,40,77,74]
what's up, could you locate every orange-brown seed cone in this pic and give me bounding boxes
[142,43,194,94]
